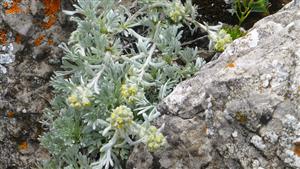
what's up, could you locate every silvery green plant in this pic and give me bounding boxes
[39,0,206,168]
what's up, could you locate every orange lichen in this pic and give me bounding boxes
[41,0,60,29]
[7,111,15,118]
[34,35,45,46]
[47,38,54,45]
[3,2,9,8]
[293,142,300,157]
[42,0,60,16]
[15,33,22,44]
[18,141,28,150]
[0,30,7,45]
[5,0,22,15]
[42,15,57,29]
[226,62,236,68]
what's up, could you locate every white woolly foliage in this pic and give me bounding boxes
[39,0,207,168]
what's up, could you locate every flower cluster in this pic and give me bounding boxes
[110,105,134,129]
[67,86,92,108]
[120,84,139,104]
[168,1,186,23]
[146,126,167,152]
[206,24,246,52]
[214,29,233,52]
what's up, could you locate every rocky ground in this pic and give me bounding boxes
[0,0,75,168]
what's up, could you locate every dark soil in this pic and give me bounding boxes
[193,0,292,29]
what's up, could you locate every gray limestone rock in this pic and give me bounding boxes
[127,3,300,169]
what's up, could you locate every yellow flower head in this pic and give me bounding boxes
[67,86,93,108]
[121,84,129,98]
[110,105,134,129]
[128,86,137,96]
[146,126,166,152]
[214,29,233,52]
[120,84,139,104]
[68,94,78,104]
[168,1,185,23]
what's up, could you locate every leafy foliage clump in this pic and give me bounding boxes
[39,0,206,168]
[232,0,270,25]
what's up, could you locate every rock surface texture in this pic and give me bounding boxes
[127,4,300,169]
[0,1,74,168]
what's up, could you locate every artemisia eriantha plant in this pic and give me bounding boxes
[39,0,206,168]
